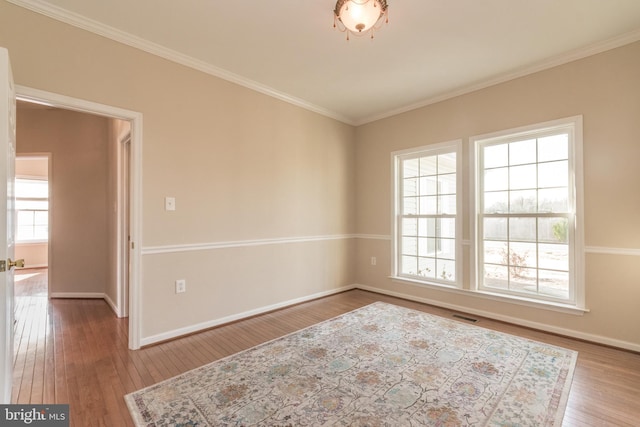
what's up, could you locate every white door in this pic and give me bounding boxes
[120,135,131,317]
[0,47,17,404]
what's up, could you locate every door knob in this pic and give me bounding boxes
[0,258,25,272]
[7,258,25,269]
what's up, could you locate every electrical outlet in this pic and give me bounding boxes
[371,257,377,266]
[175,279,186,294]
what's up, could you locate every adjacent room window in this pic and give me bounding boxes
[16,178,49,242]
[393,141,462,287]
[471,116,584,307]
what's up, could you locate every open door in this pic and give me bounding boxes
[0,47,20,403]
[119,133,131,317]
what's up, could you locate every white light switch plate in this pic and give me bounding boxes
[165,197,176,211]
[175,279,186,293]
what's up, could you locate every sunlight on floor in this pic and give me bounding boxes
[14,273,39,282]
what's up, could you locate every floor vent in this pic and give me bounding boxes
[452,314,478,323]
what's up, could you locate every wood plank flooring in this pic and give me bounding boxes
[12,269,640,426]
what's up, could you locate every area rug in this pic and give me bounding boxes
[125,302,577,426]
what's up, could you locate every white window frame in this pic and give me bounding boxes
[392,140,463,288]
[470,116,585,309]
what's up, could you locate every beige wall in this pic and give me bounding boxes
[15,243,47,268]
[355,41,640,348]
[0,2,356,341]
[2,1,638,349]
[16,106,110,295]
[15,156,47,177]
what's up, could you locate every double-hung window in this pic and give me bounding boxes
[393,140,462,287]
[471,116,584,307]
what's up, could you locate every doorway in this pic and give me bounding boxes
[14,155,50,300]
[15,86,142,350]
[15,101,130,308]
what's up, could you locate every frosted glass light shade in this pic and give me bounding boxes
[335,0,387,33]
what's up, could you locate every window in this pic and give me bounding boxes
[471,116,584,307]
[393,141,462,286]
[16,178,49,242]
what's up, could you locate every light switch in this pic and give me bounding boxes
[165,197,176,211]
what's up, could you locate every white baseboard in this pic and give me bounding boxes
[355,284,640,353]
[103,294,123,317]
[50,292,105,299]
[138,281,639,352]
[51,292,123,317]
[140,285,357,347]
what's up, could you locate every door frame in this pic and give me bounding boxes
[16,85,143,350]
[117,132,131,318]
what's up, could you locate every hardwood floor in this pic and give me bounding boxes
[12,269,640,426]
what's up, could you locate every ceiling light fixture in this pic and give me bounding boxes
[334,0,389,40]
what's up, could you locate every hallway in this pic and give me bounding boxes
[12,268,133,425]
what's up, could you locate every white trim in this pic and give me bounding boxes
[355,29,640,125]
[353,237,640,257]
[140,284,357,346]
[16,85,144,350]
[1,47,15,405]
[353,234,391,241]
[16,86,140,121]
[50,292,105,299]
[116,132,131,319]
[6,0,354,126]
[15,240,48,245]
[355,284,640,353]
[573,116,586,308]
[390,140,463,288]
[104,293,121,317]
[142,234,355,255]
[469,116,585,308]
[585,246,640,257]
[353,235,640,257]
[354,234,469,245]
[387,277,588,315]
[48,292,122,316]
[8,1,640,127]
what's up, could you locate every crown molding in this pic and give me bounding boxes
[9,0,640,127]
[355,28,640,126]
[7,0,357,126]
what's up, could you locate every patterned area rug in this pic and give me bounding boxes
[126,302,577,426]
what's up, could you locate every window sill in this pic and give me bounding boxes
[390,275,588,316]
[390,275,461,291]
[16,240,48,245]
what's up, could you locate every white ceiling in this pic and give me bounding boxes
[10,0,640,125]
